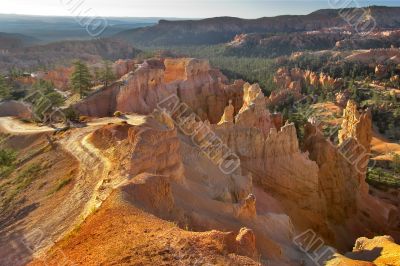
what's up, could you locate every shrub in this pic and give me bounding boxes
[0,149,17,167]
[114,111,122,117]
[64,107,80,122]
[0,148,17,179]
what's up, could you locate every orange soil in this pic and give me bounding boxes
[371,131,400,161]
[328,236,400,266]
[311,102,400,162]
[311,102,343,126]
[0,134,79,265]
[28,191,259,266]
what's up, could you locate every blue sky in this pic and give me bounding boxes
[1,0,399,18]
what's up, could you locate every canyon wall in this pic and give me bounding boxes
[213,83,323,214]
[304,100,399,246]
[90,113,185,185]
[74,58,244,124]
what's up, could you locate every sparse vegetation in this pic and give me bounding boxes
[0,74,12,100]
[48,177,73,195]
[0,148,17,178]
[22,79,66,122]
[14,163,43,191]
[0,163,43,208]
[100,60,116,87]
[367,167,400,189]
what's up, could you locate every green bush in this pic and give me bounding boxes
[0,149,17,179]
[0,149,17,167]
[64,107,80,122]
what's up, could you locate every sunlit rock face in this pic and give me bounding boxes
[270,67,343,108]
[90,114,186,185]
[235,83,274,133]
[74,58,244,123]
[338,100,372,154]
[327,235,400,266]
[304,100,400,245]
[213,83,323,215]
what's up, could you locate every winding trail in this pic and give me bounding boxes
[0,115,146,256]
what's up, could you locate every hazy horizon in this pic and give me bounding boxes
[1,0,399,19]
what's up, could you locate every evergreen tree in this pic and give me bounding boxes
[100,61,115,87]
[0,75,12,100]
[71,61,92,99]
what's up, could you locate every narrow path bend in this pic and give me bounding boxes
[0,115,146,256]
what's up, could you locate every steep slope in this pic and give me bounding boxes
[28,189,261,266]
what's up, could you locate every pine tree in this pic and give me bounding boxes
[71,61,92,99]
[0,75,11,101]
[100,61,115,87]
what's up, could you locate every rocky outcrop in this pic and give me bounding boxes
[305,100,400,244]
[218,99,235,125]
[214,88,322,213]
[165,58,244,123]
[327,236,400,265]
[345,48,400,65]
[175,110,252,203]
[115,59,173,114]
[74,59,174,117]
[113,59,137,78]
[337,30,400,51]
[201,228,258,261]
[273,67,343,92]
[304,122,360,222]
[236,83,274,133]
[74,58,244,124]
[234,228,258,259]
[128,121,185,184]
[227,33,263,48]
[338,100,372,147]
[273,67,303,91]
[234,194,257,220]
[121,173,175,218]
[90,115,186,185]
[269,67,343,108]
